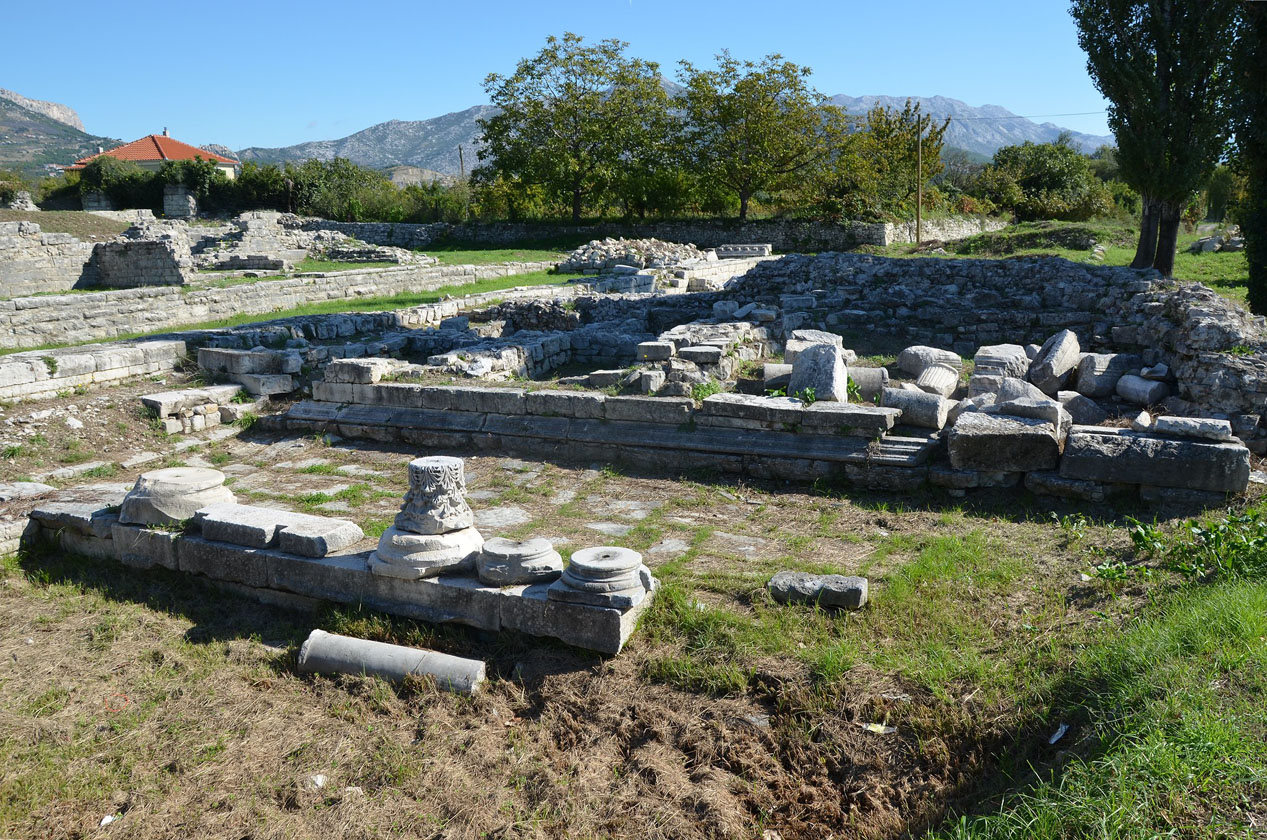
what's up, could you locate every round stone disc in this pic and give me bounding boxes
[567,546,643,579]
[481,537,555,563]
[135,467,227,494]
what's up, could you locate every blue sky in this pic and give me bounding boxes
[5,0,1110,151]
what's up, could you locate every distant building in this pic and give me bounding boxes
[66,128,239,179]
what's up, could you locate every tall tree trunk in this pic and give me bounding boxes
[738,190,750,221]
[1132,196,1160,269]
[1152,200,1182,277]
[572,189,583,223]
[1245,177,1267,314]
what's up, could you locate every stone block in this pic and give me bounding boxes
[277,516,366,558]
[236,373,294,396]
[973,344,1029,378]
[768,571,867,609]
[1028,330,1081,394]
[639,369,666,394]
[948,412,1062,472]
[881,387,949,429]
[1075,353,1141,398]
[800,402,901,434]
[678,345,724,365]
[445,386,526,415]
[788,343,848,402]
[700,393,804,424]
[849,367,889,401]
[636,341,674,361]
[177,535,271,588]
[111,522,179,570]
[1059,431,1250,493]
[784,329,845,364]
[1153,416,1233,442]
[196,503,306,549]
[1116,374,1169,406]
[603,396,693,424]
[1057,391,1109,425]
[915,362,959,397]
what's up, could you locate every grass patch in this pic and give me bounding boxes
[939,579,1267,839]
[0,210,130,240]
[427,246,569,266]
[0,270,579,357]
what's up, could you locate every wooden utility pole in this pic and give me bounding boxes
[915,116,923,246]
[458,145,466,180]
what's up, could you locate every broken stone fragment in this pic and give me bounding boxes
[897,345,961,377]
[1152,416,1233,442]
[1027,330,1081,395]
[788,343,849,402]
[1116,374,1169,406]
[881,387,948,429]
[948,412,1063,472]
[767,571,868,610]
[476,537,563,586]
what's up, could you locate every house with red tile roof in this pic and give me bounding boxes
[67,129,239,179]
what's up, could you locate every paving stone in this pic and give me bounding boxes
[474,506,532,529]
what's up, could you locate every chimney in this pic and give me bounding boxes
[162,127,169,137]
[96,145,103,154]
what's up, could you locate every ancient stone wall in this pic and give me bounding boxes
[0,221,98,297]
[0,339,187,402]
[293,216,1008,252]
[163,185,197,219]
[93,237,193,287]
[0,260,555,350]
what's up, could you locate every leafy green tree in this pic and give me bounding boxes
[0,168,30,205]
[677,51,845,220]
[477,32,669,222]
[1232,2,1267,313]
[78,156,161,210]
[974,135,1114,221]
[1072,0,1240,276]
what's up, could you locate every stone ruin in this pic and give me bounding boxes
[25,455,658,655]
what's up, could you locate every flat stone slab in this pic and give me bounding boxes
[474,506,532,529]
[768,571,868,610]
[1153,416,1233,442]
[1059,430,1250,493]
[195,503,362,555]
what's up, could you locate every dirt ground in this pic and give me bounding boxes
[0,372,1260,839]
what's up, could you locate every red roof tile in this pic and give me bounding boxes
[68,134,238,169]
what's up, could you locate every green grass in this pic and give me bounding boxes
[0,270,579,357]
[938,579,1267,840]
[0,209,130,240]
[427,247,569,266]
[293,258,399,273]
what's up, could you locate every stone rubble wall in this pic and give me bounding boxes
[93,237,193,287]
[292,216,1008,252]
[0,260,555,350]
[0,221,98,296]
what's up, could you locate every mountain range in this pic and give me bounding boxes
[236,95,1113,176]
[0,87,1115,183]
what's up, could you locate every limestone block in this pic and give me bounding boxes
[764,362,793,390]
[196,503,308,548]
[277,516,365,558]
[998,378,1049,403]
[603,396,693,424]
[881,387,949,429]
[636,341,674,361]
[236,373,294,396]
[1130,411,1153,432]
[639,369,666,394]
[948,412,1062,472]
[990,397,1072,442]
[1153,416,1234,442]
[1059,430,1250,493]
[915,362,959,398]
[973,344,1030,378]
[897,345,961,376]
[476,537,563,586]
[1024,471,1119,502]
[784,329,846,364]
[767,571,868,609]
[119,467,235,527]
[548,546,652,609]
[1057,391,1109,425]
[700,393,804,424]
[1028,330,1081,394]
[800,402,901,434]
[947,392,993,423]
[1075,353,1141,398]
[111,522,179,570]
[1116,374,1169,405]
[788,343,848,402]
[678,345,724,365]
[712,300,740,319]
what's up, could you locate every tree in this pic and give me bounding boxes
[677,51,845,220]
[1232,2,1267,313]
[477,32,669,222]
[973,135,1114,221]
[1072,0,1240,276]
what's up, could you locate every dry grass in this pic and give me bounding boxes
[0,210,130,241]
[1,425,1263,838]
